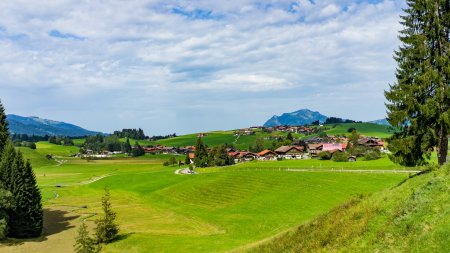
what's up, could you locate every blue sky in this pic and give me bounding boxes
[0,0,405,135]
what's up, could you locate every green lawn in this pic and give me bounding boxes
[10,142,414,253]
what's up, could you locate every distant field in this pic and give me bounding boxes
[0,142,414,253]
[324,123,396,138]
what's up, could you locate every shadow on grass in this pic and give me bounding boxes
[2,208,79,246]
[112,232,134,243]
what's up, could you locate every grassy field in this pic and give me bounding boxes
[0,141,416,253]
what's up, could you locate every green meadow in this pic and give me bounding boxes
[0,140,419,253]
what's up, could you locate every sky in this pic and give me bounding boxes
[0,0,406,135]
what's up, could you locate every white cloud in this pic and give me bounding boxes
[0,0,405,134]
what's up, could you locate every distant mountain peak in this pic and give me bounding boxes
[263,109,328,127]
[7,114,104,137]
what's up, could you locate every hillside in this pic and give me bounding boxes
[263,109,328,127]
[248,166,450,252]
[147,123,394,149]
[7,114,103,137]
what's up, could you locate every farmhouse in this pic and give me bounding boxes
[275,146,304,159]
[359,138,384,149]
[308,143,323,157]
[257,150,277,160]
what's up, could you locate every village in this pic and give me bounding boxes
[81,125,386,164]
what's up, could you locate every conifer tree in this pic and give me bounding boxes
[74,221,98,253]
[185,153,191,165]
[0,100,8,155]
[194,137,208,167]
[95,189,119,244]
[385,0,450,166]
[8,151,43,238]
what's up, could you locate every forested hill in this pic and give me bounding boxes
[7,114,104,137]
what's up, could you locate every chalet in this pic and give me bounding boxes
[308,143,323,157]
[359,138,384,149]
[275,146,304,159]
[257,150,277,160]
[230,151,258,162]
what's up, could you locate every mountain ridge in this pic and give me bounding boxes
[263,109,328,127]
[7,114,104,137]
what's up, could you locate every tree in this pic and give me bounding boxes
[95,189,119,244]
[385,0,450,166]
[185,154,191,165]
[286,132,294,142]
[0,100,8,155]
[249,138,264,153]
[318,151,332,160]
[122,138,132,154]
[0,186,14,240]
[331,151,348,162]
[131,142,145,157]
[74,221,98,253]
[8,151,43,238]
[194,137,208,168]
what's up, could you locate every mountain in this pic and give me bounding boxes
[7,114,104,137]
[263,109,328,127]
[369,118,390,126]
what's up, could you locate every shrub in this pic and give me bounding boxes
[347,127,356,133]
[0,218,7,240]
[364,150,381,160]
[318,151,332,160]
[332,152,348,162]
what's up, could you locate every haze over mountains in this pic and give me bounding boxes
[7,114,103,137]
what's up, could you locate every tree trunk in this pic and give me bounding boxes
[437,128,448,166]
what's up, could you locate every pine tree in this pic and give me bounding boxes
[0,100,8,156]
[385,0,450,166]
[74,221,98,253]
[185,153,191,165]
[194,137,208,167]
[95,189,119,244]
[8,151,43,238]
[0,142,16,189]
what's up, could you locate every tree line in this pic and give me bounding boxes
[113,128,146,140]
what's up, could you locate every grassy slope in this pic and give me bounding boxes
[324,123,396,138]
[146,123,393,149]
[249,166,450,253]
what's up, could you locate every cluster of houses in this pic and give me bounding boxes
[233,126,319,136]
[81,132,385,163]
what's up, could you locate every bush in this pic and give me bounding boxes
[318,151,332,160]
[347,127,356,133]
[332,152,348,162]
[0,218,7,240]
[364,150,381,160]
[163,161,169,166]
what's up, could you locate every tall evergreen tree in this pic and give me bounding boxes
[8,151,43,238]
[385,0,450,166]
[0,100,8,155]
[194,137,208,167]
